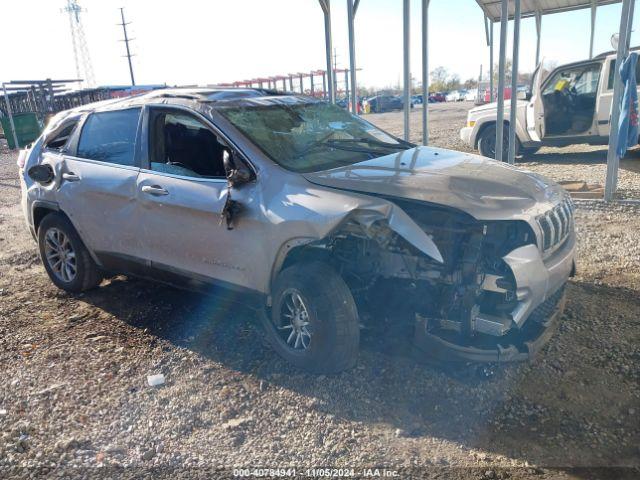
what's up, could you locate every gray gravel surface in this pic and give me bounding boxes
[1,104,639,479]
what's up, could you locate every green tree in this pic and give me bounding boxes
[463,78,478,89]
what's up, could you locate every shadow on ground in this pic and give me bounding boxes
[66,274,640,472]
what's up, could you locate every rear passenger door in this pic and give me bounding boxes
[56,107,144,263]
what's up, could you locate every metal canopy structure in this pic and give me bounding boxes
[331,0,630,151]
[341,0,426,140]
[477,0,623,161]
[474,0,632,202]
[476,0,620,20]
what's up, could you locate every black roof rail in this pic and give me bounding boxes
[152,92,203,100]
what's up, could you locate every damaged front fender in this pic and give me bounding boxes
[345,205,443,263]
[264,185,443,295]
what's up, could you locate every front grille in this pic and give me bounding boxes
[535,197,574,254]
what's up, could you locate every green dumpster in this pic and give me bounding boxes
[0,112,42,149]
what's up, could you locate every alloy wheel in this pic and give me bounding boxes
[276,289,313,350]
[44,228,77,283]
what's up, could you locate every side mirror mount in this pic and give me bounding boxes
[223,150,252,187]
[27,164,55,184]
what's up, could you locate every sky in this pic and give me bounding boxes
[1,0,635,90]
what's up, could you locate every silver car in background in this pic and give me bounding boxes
[19,88,576,373]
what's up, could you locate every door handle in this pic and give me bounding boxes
[141,185,169,196]
[62,172,80,182]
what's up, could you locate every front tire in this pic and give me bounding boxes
[520,146,540,157]
[263,262,360,373]
[477,123,519,160]
[38,212,102,293]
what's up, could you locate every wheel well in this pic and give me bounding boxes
[267,243,332,305]
[279,245,331,275]
[32,206,62,233]
[474,120,519,149]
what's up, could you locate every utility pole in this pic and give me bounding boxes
[333,48,339,95]
[119,7,136,86]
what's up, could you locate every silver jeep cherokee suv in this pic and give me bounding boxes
[19,88,576,373]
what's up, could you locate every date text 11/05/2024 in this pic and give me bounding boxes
[232,468,400,477]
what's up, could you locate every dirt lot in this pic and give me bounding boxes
[0,103,639,479]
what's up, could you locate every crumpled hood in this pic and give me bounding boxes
[302,146,565,221]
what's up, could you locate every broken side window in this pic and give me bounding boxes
[43,118,81,152]
[148,108,227,178]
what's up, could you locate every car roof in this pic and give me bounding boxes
[62,87,316,116]
[593,46,640,60]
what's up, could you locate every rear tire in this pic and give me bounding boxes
[263,262,360,373]
[37,212,102,293]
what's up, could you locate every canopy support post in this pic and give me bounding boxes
[347,0,359,115]
[403,0,411,141]
[2,83,20,150]
[507,0,521,165]
[422,0,430,145]
[535,10,542,66]
[345,69,350,103]
[489,18,494,103]
[495,0,508,161]
[604,0,633,201]
[589,0,596,59]
[319,0,335,103]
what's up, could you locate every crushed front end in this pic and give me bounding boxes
[325,196,576,363]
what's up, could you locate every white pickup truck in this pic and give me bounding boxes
[460,50,638,158]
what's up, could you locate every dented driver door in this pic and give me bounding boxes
[133,105,264,292]
[134,170,260,291]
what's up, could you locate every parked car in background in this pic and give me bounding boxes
[19,88,575,372]
[428,92,446,102]
[367,94,405,113]
[412,94,423,105]
[335,97,363,114]
[461,51,636,159]
[464,89,478,102]
[446,90,467,102]
[482,87,512,104]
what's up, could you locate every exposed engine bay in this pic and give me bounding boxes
[283,198,570,362]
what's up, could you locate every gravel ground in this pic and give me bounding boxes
[0,105,639,479]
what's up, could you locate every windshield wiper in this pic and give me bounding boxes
[330,137,415,149]
[293,136,412,160]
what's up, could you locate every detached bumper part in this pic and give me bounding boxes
[502,232,575,328]
[413,288,567,363]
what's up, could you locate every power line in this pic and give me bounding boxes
[119,7,136,86]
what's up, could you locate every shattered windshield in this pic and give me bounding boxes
[217,100,413,173]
